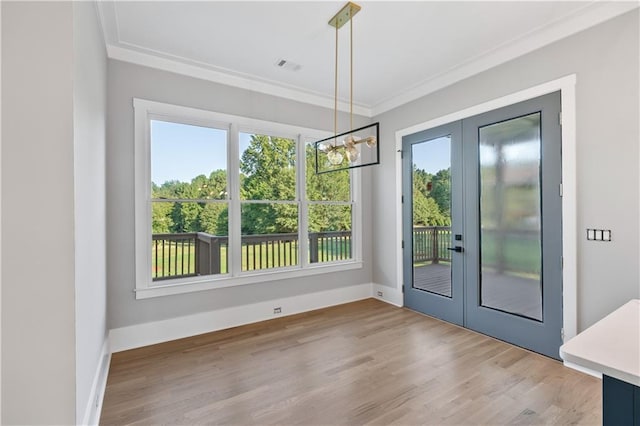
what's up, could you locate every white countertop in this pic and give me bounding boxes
[560,299,640,386]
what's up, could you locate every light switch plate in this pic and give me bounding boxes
[586,228,612,241]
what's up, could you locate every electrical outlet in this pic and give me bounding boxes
[273,307,282,314]
[377,291,383,297]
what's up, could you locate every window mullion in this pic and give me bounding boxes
[351,168,362,262]
[298,135,309,269]
[228,123,241,276]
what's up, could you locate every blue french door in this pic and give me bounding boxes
[402,92,564,359]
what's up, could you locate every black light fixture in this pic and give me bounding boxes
[315,2,379,174]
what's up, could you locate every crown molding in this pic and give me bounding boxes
[96,0,372,116]
[370,2,639,116]
[106,45,373,117]
[99,1,638,119]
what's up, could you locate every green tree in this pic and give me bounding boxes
[215,207,229,236]
[412,166,431,195]
[413,188,448,226]
[196,170,229,234]
[305,145,349,201]
[305,145,351,232]
[171,202,200,233]
[151,170,229,235]
[199,203,227,234]
[240,135,297,234]
[430,168,451,215]
[151,202,174,233]
[412,166,449,226]
[152,181,182,234]
[240,135,295,200]
[149,134,358,237]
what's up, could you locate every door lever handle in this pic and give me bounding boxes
[447,246,464,253]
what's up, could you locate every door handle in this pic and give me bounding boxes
[447,246,464,253]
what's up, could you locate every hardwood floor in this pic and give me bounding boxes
[101,299,600,425]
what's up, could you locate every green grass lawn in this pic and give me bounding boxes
[242,242,299,271]
[152,244,228,278]
[412,230,540,276]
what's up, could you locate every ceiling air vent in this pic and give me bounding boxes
[275,58,302,72]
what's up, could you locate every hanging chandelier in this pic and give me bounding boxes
[315,2,380,174]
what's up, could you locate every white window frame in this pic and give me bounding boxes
[134,99,363,299]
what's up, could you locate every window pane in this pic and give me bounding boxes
[239,133,296,201]
[305,142,350,201]
[151,201,228,280]
[241,202,299,271]
[308,204,352,263]
[151,120,228,200]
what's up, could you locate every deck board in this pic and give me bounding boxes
[413,264,452,297]
[413,264,542,320]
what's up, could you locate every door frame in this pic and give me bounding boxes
[394,74,578,341]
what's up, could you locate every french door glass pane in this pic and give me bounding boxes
[478,113,543,321]
[411,136,452,297]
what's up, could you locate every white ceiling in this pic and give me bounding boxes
[98,1,638,116]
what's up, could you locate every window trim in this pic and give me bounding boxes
[134,98,363,299]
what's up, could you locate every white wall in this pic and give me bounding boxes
[0,3,3,420]
[73,2,108,424]
[1,2,108,423]
[372,9,640,331]
[106,60,373,330]
[1,2,76,424]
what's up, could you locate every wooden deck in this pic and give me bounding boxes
[413,264,542,320]
[413,263,452,297]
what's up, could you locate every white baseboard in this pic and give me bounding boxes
[110,283,372,353]
[372,283,403,307]
[81,338,111,426]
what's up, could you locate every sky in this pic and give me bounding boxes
[412,135,451,174]
[411,134,540,173]
[151,120,252,185]
[151,120,538,185]
[152,118,453,185]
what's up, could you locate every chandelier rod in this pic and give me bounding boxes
[334,24,339,146]
[350,16,353,132]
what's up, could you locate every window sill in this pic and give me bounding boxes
[134,261,364,299]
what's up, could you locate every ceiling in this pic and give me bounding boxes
[98,1,638,116]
